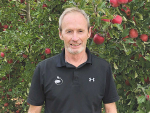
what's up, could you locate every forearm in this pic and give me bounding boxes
[105,109,117,113]
[28,105,42,113]
[104,102,117,113]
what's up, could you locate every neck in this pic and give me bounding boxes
[65,49,87,67]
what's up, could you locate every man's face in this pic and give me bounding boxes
[59,12,91,55]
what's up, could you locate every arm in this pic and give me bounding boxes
[28,105,42,113]
[104,102,117,113]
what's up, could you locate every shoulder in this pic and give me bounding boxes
[91,54,110,67]
[38,53,61,68]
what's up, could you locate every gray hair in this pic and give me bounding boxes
[59,7,90,32]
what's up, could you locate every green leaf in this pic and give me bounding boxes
[137,95,146,104]
[102,22,110,31]
[96,16,101,26]
[114,62,118,70]
[97,2,105,9]
[113,24,123,31]
[145,55,150,61]
[135,71,138,78]
[117,84,122,89]
[136,110,146,113]
[125,38,135,43]
[122,28,129,37]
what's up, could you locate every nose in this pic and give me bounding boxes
[72,32,79,41]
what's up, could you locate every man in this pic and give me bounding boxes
[27,7,119,113]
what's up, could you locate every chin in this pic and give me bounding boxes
[67,47,85,55]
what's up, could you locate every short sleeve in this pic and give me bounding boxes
[102,65,119,104]
[27,63,45,106]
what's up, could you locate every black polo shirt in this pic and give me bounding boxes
[27,48,119,113]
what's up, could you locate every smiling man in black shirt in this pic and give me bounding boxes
[27,7,119,113]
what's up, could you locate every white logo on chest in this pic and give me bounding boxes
[89,77,95,82]
[54,76,63,85]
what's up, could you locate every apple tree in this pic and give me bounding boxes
[0,0,65,112]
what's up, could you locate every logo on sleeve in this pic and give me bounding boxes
[55,76,63,85]
[89,77,95,82]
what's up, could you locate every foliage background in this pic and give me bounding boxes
[0,0,150,112]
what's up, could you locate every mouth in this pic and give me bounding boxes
[70,43,81,46]
[70,43,82,49]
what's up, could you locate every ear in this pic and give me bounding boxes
[87,27,92,39]
[58,28,64,40]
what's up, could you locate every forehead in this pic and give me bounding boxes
[61,12,88,30]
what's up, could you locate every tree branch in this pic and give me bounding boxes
[21,9,27,13]
[26,0,31,22]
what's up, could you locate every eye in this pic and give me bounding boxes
[67,31,71,33]
[79,30,83,32]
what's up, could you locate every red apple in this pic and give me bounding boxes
[6,74,10,78]
[7,94,10,98]
[20,16,24,19]
[130,55,134,60]
[21,79,24,82]
[93,34,105,44]
[7,59,13,64]
[125,80,130,86]
[2,77,6,80]
[20,0,25,3]
[144,77,149,83]
[114,74,116,79]
[16,110,20,113]
[125,7,131,16]
[2,96,5,100]
[110,0,120,7]
[41,55,45,60]
[45,48,51,54]
[129,29,138,38]
[112,15,122,24]
[140,34,148,42]
[146,95,149,100]
[23,54,28,58]
[123,24,126,29]
[4,103,9,107]
[32,8,35,10]
[128,0,132,2]
[3,25,9,29]
[1,52,5,57]
[133,43,138,47]
[138,54,143,59]
[9,89,12,92]
[117,0,128,4]
[21,0,25,3]
[42,4,47,9]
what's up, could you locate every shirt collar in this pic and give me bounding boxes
[57,47,92,67]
